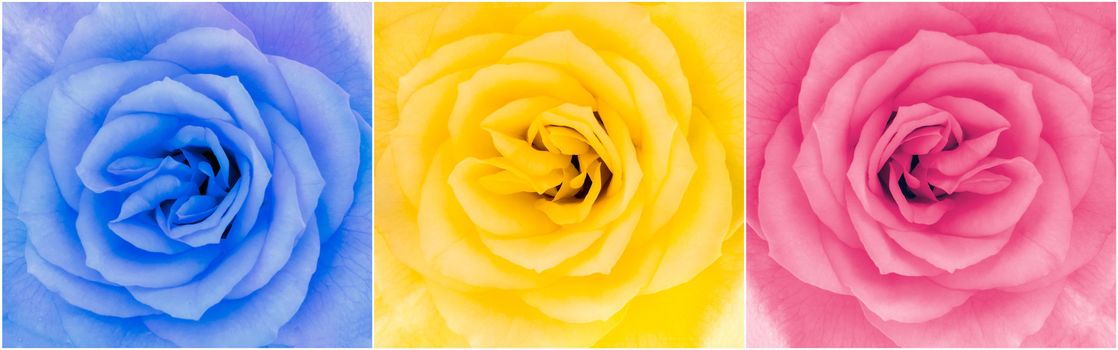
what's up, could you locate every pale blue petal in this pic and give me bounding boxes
[55,3,256,69]
[57,306,173,347]
[2,3,95,119]
[272,56,360,240]
[144,226,321,347]
[3,316,71,347]
[45,60,186,208]
[19,146,108,284]
[25,244,159,318]
[274,111,371,347]
[222,2,372,122]
[3,191,73,346]
[3,58,109,204]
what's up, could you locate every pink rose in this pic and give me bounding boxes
[747,2,1115,347]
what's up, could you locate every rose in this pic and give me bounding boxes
[2,3,371,347]
[747,2,1115,347]
[375,3,743,347]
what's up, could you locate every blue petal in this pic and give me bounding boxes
[74,113,189,194]
[54,3,256,69]
[174,73,275,163]
[3,316,71,347]
[143,27,297,124]
[108,218,192,255]
[2,3,96,119]
[222,2,372,123]
[25,243,159,318]
[57,306,173,347]
[45,60,186,209]
[144,225,321,347]
[105,77,234,123]
[127,230,266,321]
[272,56,360,240]
[4,58,109,204]
[274,109,371,347]
[226,152,314,298]
[19,146,108,284]
[258,103,324,224]
[76,190,221,288]
[3,191,73,346]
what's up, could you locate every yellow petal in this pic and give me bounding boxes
[374,234,469,347]
[644,112,734,294]
[419,145,549,289]
[650,3,745,229]
[594,230,744,347]
[428,286,625,347]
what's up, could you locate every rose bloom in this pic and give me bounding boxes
[2,3,371,347]
[747,2,1115,347]
[375,2,743,347]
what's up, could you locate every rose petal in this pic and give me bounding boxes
[746,230,896,347]
[45,60,187,208]
[931,144,1072,290]
[1,3,96,118]
[24,244,158,318]
[897,62,1043,160]
[54,3,255,68]
[142,225,319,347]
[55,306,173,347]
[799,2,975,129]
[867,282,1064,347]
[222,3,371,122]
[744,2,841,234]
[274,123,371,346]
[268,56,361,241]
[757,112,847,294]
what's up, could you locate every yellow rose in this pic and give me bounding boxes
[374,3,743,347]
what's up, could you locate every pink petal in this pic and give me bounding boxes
[895,62,1043,160]
[746,3,841,233]
[799,2,975,129]
[865,281,1065,347]
[852,30,991,120]
[1012,67,1101,207]
[747,230,897,347]
[843,195,945,277]
[1046,4,1116,160]
[960,33,1093,109]
[931,144,1072,290]
[885,227,1012,273]
[1007,149,1116,292]
[756,113,847,294]
[1021,231,1115,347]
[820,230,972,323]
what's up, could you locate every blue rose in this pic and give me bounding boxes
[2,3,371,347]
